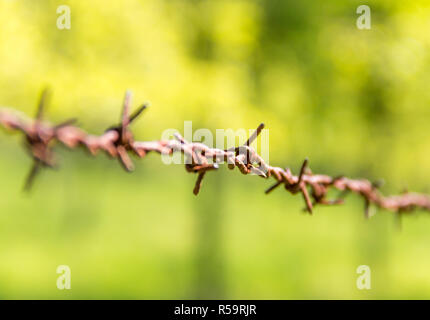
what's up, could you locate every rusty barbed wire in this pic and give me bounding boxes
[1,90,430,219]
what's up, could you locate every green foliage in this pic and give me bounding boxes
[0,0,430,299]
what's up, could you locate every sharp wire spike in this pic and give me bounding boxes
[117,145,134,172]
[245,123,265,147]
[54,118,77,130]
[298,158,308,184]
[265,181,282,194]
[301,185,313,214]
[23,161,41,191]
[193,171,206,195]
[174,132,187,144]
[121,90,132,143]
[364,199,370,219]
[129,104,148,123]
[36,88,50,121]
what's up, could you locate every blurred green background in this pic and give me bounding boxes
[1,0,430,299]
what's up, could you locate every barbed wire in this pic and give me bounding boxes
[1,89,429,219]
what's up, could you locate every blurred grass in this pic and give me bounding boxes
[1,0,430,299]
[1,141,430,299]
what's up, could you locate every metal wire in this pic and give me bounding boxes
[1,90,429,218]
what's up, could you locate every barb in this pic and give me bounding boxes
[1,90,430,217]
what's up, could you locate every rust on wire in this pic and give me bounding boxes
[1,90,430,217]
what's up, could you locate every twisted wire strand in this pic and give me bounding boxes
[0,90,429,218]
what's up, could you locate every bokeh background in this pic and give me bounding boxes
[1,0,430,299]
